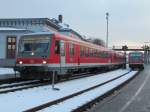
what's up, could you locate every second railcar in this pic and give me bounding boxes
[128,51,144,70]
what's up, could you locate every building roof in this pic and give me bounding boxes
[0,18,86,41]
[0,18,61,30]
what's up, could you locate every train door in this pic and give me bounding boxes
[60,40,66,68]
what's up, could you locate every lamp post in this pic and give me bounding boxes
[122,45,128,69]
[106,12,109,48]
[52,71,60,91]
[143,42,150,64]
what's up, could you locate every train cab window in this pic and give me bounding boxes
[69,43,74,56]
[55,40,60,54]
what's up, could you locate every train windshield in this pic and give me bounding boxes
[18,35,51,57]
[130,53,142,57]
[130,53,143,62]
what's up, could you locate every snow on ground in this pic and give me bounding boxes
[0,69,132,112]
[40,71,137,112]
[0,80,38,88]
[0,68,15,75]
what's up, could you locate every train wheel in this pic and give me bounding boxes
[20,70,28,79]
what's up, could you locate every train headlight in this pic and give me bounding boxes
[43,60,47,64]
[19,61,23,64]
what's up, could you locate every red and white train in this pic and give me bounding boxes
[15,32,126,79]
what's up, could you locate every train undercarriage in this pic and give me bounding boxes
[15,64,125,80]
[129,64,144,70]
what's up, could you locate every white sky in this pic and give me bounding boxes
[0,0,149,47]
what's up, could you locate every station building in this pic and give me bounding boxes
[0,17,83,67]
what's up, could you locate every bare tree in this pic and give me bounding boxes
[85,37,105,47]
[92,38,105,47]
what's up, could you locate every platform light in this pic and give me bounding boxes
[106,12,109,48]
[43,60,47,64]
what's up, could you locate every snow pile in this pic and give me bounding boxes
[0,68,15,75]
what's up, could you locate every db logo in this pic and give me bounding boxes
[30,60,34,63]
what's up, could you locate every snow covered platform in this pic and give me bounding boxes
[0,68,19,80]
[0,69,138,112]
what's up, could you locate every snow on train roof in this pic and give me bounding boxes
[0,27,27,31]
[129,51,143,54]
[23,32,53,36]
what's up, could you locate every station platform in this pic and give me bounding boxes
[89,64,150,112]
[0,74,20,80]
[0,68,20,81]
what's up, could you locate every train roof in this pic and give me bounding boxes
[22,32,53,36]
[22,32,115,52]
[54,33,112,52]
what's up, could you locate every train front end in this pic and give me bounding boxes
[128,52,144,70]
[16,33,52,79]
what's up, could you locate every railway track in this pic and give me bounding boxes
[0,80,50,94]
[24,70,137,112]
[0,72,105,94]
[0,68,117,94]
[0,80,40,89]
[0,77,23,85]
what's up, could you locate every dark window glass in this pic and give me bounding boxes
[85,48,89,57]
[89,49,92,57]
[23,43,48,52]
[19,36,50,53]
[80,47,84,57]
[55,40,60,54]
[11,21,13,26]
[69,43,74,56]
[6,36,17,59]
[130,53,142,57]
[99,52,109,58]
[93,49,97,57]
[60,41,65,56]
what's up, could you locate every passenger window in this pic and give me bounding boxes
[89,48,92,57]
[94,49,97,57]
[55,40,60,54]
[80,47,84,57]
[85,48,89,57]
[69,43,74,56]
[60,41,65,56]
